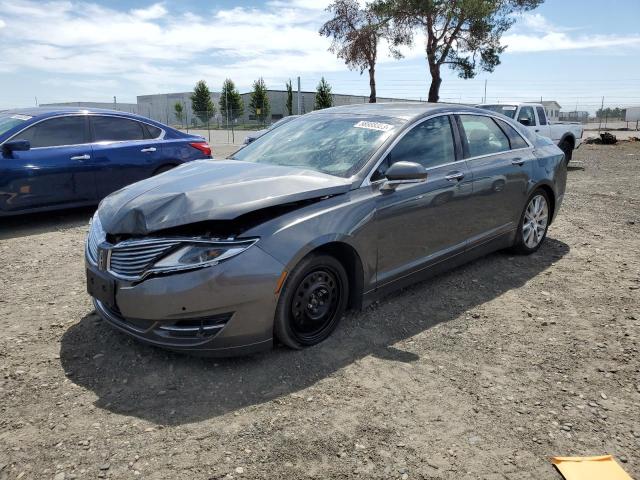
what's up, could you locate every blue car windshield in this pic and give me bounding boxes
[0,113,32,137]
[231,114,403,178]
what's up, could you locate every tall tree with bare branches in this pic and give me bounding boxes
[320,0,399,103]
[374,0,544,102]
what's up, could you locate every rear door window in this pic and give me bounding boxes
[92,116,146,142]
[495,119,529,149]
[458,115,510,158]
[144,124,162,139]
[17,116,87,148]
[536,107,548,125]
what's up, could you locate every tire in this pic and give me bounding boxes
[511,189,551,255]
[274,253,349,349]
[559,139,573,164]
[153,164,176,176]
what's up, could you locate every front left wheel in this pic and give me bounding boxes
[274,254,349,349]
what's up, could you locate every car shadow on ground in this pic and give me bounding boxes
[0,206,95,240]
[60,237,569,426]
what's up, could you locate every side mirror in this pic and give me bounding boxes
[381,161,428,192]
[519,118,532,127]
[2,139,31,155]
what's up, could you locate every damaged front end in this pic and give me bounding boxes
[88,196,333,283]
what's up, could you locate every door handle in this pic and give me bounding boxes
[511,158,525,166]
[141,147,157,153]
[70,154,90,161]
[445,171,465,182]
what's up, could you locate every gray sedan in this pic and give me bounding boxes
[85,103,566,356]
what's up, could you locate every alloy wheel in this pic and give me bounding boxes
[522,194,549,249]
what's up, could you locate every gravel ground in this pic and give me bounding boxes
[0,143,639,480]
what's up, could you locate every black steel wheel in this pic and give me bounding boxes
[275,254,348,349]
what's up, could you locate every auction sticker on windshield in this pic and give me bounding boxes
[354,121,394,132]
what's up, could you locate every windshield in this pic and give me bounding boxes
[0,113,32,137]
[231,114,403,177]
[268,115,297,131]
[478,105,517,119]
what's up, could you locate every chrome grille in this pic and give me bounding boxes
[86,216,105,264]
[108,240,181,280]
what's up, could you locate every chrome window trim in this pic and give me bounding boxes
[1,113,165,150]
[361,111,533,187]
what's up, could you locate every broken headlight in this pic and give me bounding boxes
[151,239,258,273]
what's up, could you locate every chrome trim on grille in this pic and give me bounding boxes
[108,239,182,280]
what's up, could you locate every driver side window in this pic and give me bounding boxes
[372,115,455,181]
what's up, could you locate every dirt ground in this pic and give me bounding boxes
[0,143,639,480]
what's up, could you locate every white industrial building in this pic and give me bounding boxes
[137,90,423,127]
[625,106,640,122]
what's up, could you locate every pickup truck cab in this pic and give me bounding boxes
[477,102,583,162]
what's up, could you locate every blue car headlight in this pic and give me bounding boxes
[151,239,258,273]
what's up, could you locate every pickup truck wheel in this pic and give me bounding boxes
[559,139,573,163]
[511,189,550,255]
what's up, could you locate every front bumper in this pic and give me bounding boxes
[87,245,285,356]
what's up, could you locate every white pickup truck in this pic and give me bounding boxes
[477,102,583,162]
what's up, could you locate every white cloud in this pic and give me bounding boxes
[132,3,167,20]
[504,13,640,52]
[0,0,343,95]
[1,2,639,104]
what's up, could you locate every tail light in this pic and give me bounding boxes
[190,142,212,157]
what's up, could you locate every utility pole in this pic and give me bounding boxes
[225,89,229,144]
[598,96,604,134]
[297,76,301,115]
[35,96,38,107]
[113,96,117,110]
[483,80,487,103]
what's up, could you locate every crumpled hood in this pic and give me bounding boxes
[98,160,353,235]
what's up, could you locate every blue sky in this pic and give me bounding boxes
[1,0,639,112]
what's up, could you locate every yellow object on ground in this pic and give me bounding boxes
[552,455,633,480]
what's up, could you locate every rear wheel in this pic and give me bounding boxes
[274,254,348,349]
[511,189,550,255]
[559,139,573,164]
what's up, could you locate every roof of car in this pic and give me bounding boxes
[3,107,147,118]
[311,102,488,121]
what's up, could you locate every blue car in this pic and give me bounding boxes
[0,107,212,216]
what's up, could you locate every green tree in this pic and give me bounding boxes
[286,79,293,116]
[596,107,624,119]
[249,78,270,124]
[173,102,184,125]
[320,0,398,103]
[314,77,333,110]
[190,80,215,123]
[219,78,244,122]
[374,0,544,102]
